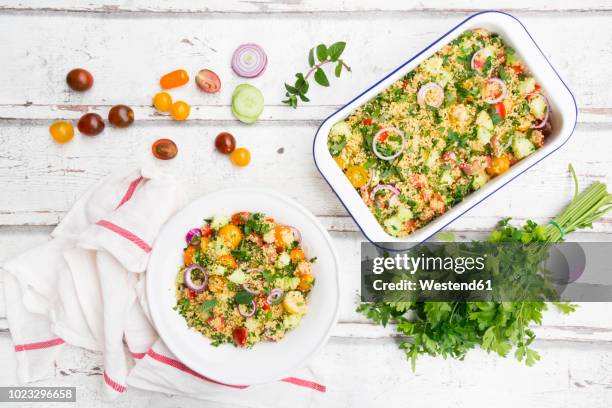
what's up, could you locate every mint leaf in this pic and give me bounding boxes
[316,44,328,62]
[328,41,346,61]
[335,61,342,78]
[308,48,315,67]
[200,299,217,313]
[314,68,330,87]
[235,291,254,305]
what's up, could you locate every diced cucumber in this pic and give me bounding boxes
[477,126,492,145]
[476,110,494,130]
[440,171,454,186]
[383,216,403,236]
[529,95,548,120]
[506,52,519,66]
[228,269,246,284]
[512,137,535,159]
[329,121,352,139]
[518,77,536,95]
[396,207,414,222]
[425,149,440,168]
[231,84,264,123]
[211,214,230,229]
[472,171,490,190]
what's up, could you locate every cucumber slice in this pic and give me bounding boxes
[231,104,258,124]
[232,84,264,121]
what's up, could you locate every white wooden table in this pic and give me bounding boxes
[1,1,611,406]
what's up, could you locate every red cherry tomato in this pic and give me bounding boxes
[362,117,372,126]
[232,327,248,347]
[186,289,197,300]
[231,212,251,225]
[195,69,221,93]
[201,224,213,238]
[494,102,506,119]
[377,131,389,142]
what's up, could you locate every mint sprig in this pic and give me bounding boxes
[283,41,351,108]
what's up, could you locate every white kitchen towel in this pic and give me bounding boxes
[2,167,326,406]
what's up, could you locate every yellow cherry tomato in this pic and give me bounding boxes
[170,101,190,121]
[153,92,173,112]
[218,254,238,269]
[230,147,251,167]
[346,165,369,188]
[334,156,346,170]
[283,290,307,315]
[298,274,314,291]
[486,155,510,177]
[200,236,209,252]
[274,225,293,249]
[218,224,243,249]
[289,248,305,263]
[49,121,75,144]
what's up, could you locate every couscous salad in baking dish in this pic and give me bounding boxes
[174,212,315,348]
[328,28,551,238]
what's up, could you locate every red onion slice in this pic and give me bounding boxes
[471,48,492,72]
[370,184,400,201]
[417,82,444,108]
[372,127,405,161]
[185,228,202,246]
[530,94,551,129]
[237,300,257,318]
[483,78,507,104]
[183,264,208,293]
[231,44,268,78]
[267,288,283,304]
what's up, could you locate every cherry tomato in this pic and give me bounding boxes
[77,113,105,136]
[186,289,197,300]
[152,138,178,160]
[486,155,510,177]
[362,117,372,126]
[49,121,74,144]
[201,224,213,238]
[494,102,506,120]
[232,327,248,347]
[334,156,346,170]
[218,224,243,249]
[218,254,238,269]
[153,92,173,112]
[108,105,134,128]
[377,131,389,142]
[346,166,369,188]
[231,212,250,225]
[200,236,209,252]
[230,147,251,167]
[215,132,236,154]
[66,68,93,91]
[159,69,189,90]
[195,69,221,93]
[274,225,291,249]
[183,245,196,265]
[298,274,314,291]
[170,101,190,121]
[289,248,305,263]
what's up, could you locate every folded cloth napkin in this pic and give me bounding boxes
[2,167,326,406]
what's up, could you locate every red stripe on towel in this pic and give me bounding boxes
[14,338,65,352]
[146,349,249,389]
[131,352,146,359]
[282,376,327,393]
[117,176,144,208]
[103,371,127,393]
[96,220,151,253]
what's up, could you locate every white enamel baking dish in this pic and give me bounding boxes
[313,11,578,250]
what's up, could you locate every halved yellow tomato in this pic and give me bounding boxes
[218,224,243,249]
[283,290,307,315]
[346,165,369,188]
[218,254,238,269]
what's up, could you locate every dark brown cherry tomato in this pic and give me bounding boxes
[66,68,94,92]
[77,113,105,136]
[215,132,236,154]
[195,69,221,93]
[232,327,248,347]
[108,105,134,128]
[152,138,178,160]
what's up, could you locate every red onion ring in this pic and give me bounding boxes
[372,127,405,161]
[267,288,283,305]
[287,226,302,243]
[231,43,268,78]
[237,299,257,318]
[185,228,202,246]
[183,264,208,293]
[471,48,492,72]
[417,82,444,108]
[483,78,507,104]
[530,94,551,129]
[370,184,400,201]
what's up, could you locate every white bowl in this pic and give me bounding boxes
[147,188,340,385]
[313,11,578,250]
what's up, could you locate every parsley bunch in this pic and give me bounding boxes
[283,42,351,108]
[358,165,612,370]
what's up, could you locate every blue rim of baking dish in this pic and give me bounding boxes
[312,10,578,251]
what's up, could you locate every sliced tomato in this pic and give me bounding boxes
[201,224,213,238]
[362,117,372,126]
[377,131,389,142]
[511,65,524,74]
[186,289,197,299]
[232,327,248,347]
[494,102,506,119]
[231,211,250,225]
